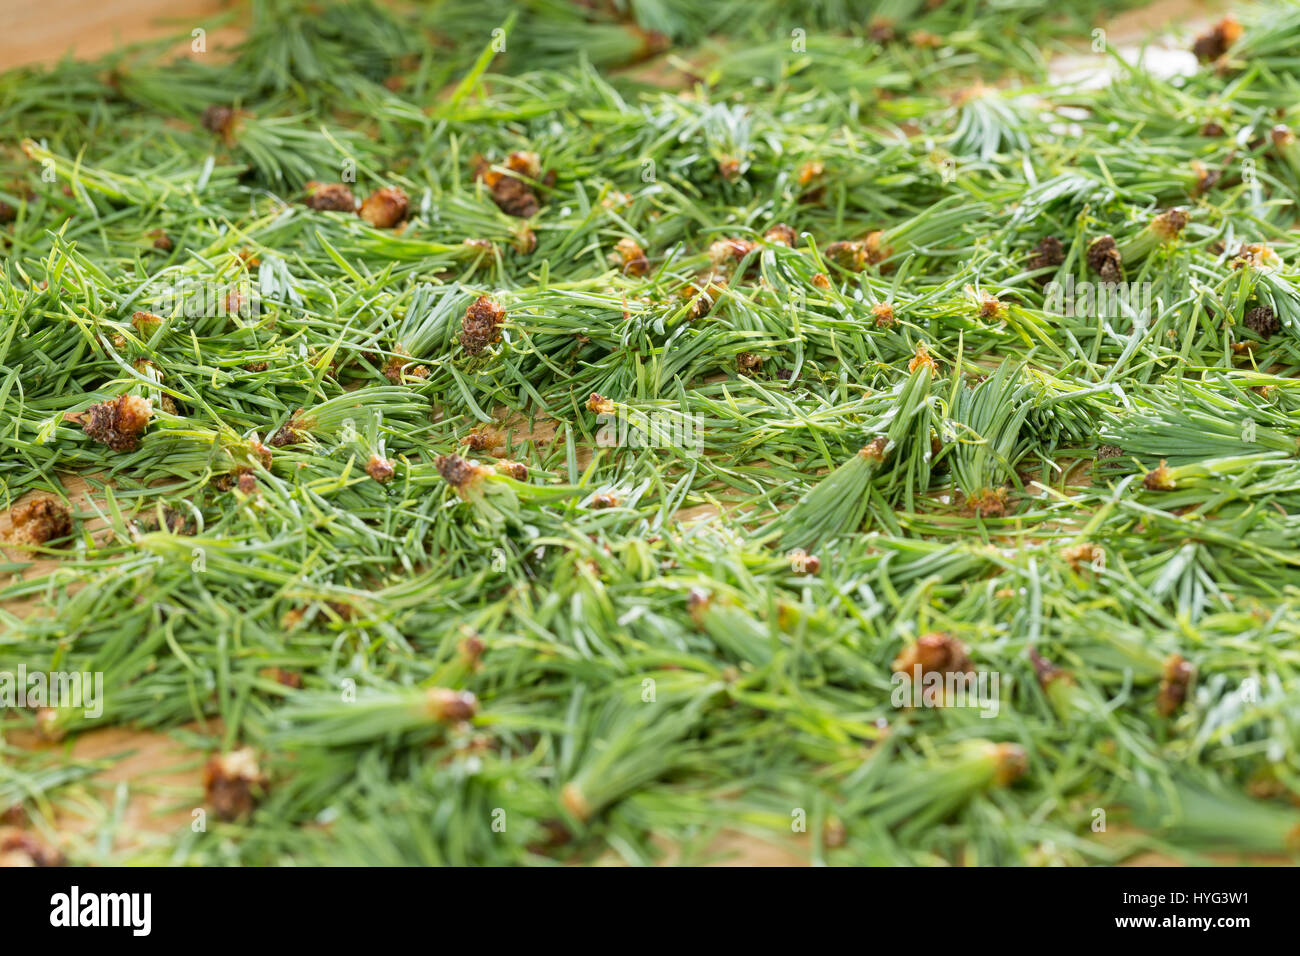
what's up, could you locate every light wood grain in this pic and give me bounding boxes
[0,0,241,71]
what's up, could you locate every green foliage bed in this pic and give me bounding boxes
[2,0,1299,865]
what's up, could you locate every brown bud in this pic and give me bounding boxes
[505,151,541,179]
[1191,16,1242,63]
[797,161,824,186]
[245,438,274,470]
[0,828,64,867]
[587,392,615,414]
[383,347,428,382]
[1060,542,1104,571]
[908,343,938,375]
[977,293,1004,319]
[708,237,757,266]
[824,240,866,272]
[475,152,543,218]
[269,411,310,447]
[1156,654,1194,716]
[131,311,164,336]
[1028,648,1073,690]
[892,632,973,678]
[561,782,592,821]
[1097,444,1124,460]
[202,749,266,822]
[991,743,1028,787]
[1244,305,1280,339]
[459,296,506,355]
[823,816,847,847]
[435,453,489,496]
[1086,235,1124,283]
[860,436,889,462]
[1143,460,1176,491]
[358,187,409,228]
[302,181,357,212]
[6,496,72,547]
[366,454,396,483]
[1232,243,1282,271]
[462,427,502,453]
[492,177,540,218]
[260,667,302,689]
[763,223,797,247]
[78,394,152,451]
[459,634,486,668]
[867,17,896,44]
[863,231,892,266]
[494,459,527,481]
[512,223,537,255]
[682,275,727,318]
[613,237,649,276]
[426,687,478,723]
[1027,235,1064,273]
[200,105,240,140]
[1151,208,1189,242]
[965,487,1009,517]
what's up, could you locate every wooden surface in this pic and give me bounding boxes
[0,0,1227,72]
[0,0,240,71]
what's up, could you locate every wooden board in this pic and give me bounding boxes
[0,0,241,71]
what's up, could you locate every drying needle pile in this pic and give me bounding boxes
[1,0,1300,865]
